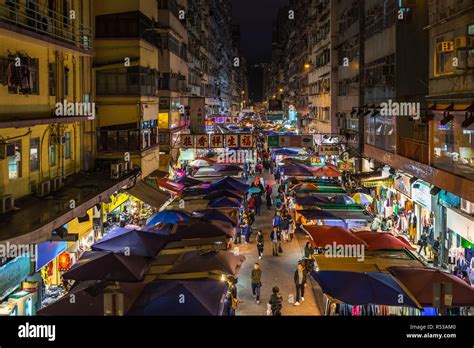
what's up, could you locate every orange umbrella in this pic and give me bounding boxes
[291,183,319,192]
[311,165,341,178]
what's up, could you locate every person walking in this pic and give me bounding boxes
[433,236,441,267]
[279,215,290,242]
[304,242,314,259]
[266,189,272,211]
[256,230,264,259]
[418,231,428,256]
[270,227,280,256]
[294,263,307,306]
[268,286,283,316]
[288,215,295,242]
[251,263,262,304]
[241,219,250,244]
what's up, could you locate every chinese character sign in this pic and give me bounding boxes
[225,134,239,148]
[195,134,209,148]
[210,134,224,148]
[239,134,253,148]
[180,134,194,148]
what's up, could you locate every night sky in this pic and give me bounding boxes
[231,0,289,103]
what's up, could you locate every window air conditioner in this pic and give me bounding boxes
[0,143,16,159]
[0,194,15,214]
[461,199,474,214]
[37,181,51,198]
[51,177,64,191]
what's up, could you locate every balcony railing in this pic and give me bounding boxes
[398,137,429,165]
[0,1,92,51]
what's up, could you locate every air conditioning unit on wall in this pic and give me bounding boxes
[461,199,474,215]
[37,181,51,198]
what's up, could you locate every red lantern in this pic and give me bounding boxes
[58,252,71,271]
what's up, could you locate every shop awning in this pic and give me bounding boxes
[298,210,344,222]
[127,181,170,209]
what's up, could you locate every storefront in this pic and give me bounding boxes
[446,207,474,280]
[411,180,435,246]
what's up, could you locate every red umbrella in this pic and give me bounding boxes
[303,225,366,248]
[311,165,341,178]
[395,235,416,251]
[353,231,416,251]
[389,267,474,307]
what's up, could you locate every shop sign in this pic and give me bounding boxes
[393,174,411,198]
[225,134,239,148]
[279,136,291,147]
[267,135,279,147]
[35,242,67,272]
[318,144,340,156]
[210,134,224,148]
[0,253,31,300]
[290,136,301,147]
[447,208,474,244]
[180,134,194,148]
[300,135,314,147]
[411,181,432,210]
[195,134,209,148]
[239,134,254,148]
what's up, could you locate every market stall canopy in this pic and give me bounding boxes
[353,231,416,251]
[91,227,169,257]
[295,196,332,206]
[192,208,239,227]
[209,176,250,192]
[214,164,243,173]
[189,159,212,167]
[208,197,242,208]
[291,183,320,193]
[298,209,345,222]
[62,251,149,282]
[170,219,235,241]
[282,164,314,177]
[126,181,170,209]
[145,210,191,226]
[175,176,204,187]
[314,250,427,273]
[311,271,421,308]
[303,225,366,248]
[166,250,246,276]
[38,280,145,316]
[127,278,228,316]
[204,189,244,200]
[331,195,356,205]
[155,178,185,195]
[311,165,342,178]
[280,157,311,166]
[388,267,474,307]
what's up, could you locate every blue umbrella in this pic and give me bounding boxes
[282,163,314,177]
[248,187,261,194]
[311,271,420,308]
[146,210,190,226]
[91,227,169,257]
[209,177,250,192]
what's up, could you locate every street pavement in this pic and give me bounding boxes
[235,171,321,316]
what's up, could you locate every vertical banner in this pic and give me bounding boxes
[239,134,254,148]
[210,134,224,148]
[225,134,239,148]
[180,134,194,148]
[195,134,209,148]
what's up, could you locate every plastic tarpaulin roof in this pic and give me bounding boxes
[127,180,169,209]
[353,231,415,251]
[170,219,235,241]
[209,176,250,192]
[311,270,420,308]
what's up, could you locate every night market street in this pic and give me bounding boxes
[236,172,320,316]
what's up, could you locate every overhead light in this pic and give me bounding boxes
[440,112,454,125]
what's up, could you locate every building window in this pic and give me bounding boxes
[48,63,56,96]
[8,141,21,180]
[49,144,56,167]
[435,35,455,76]
[64,132,71,159]
[30,137,39,171]
[64,67,69,96]
[6,56,39,95]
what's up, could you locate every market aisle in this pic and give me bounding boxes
[235,172,321,316]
